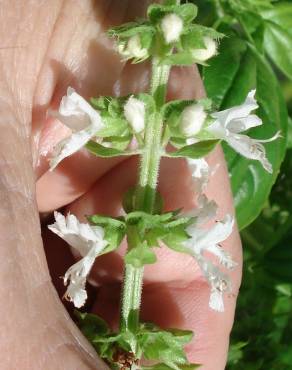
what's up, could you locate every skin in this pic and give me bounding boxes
[0,1,242,369]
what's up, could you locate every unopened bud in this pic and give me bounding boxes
[118,35,148,60]
[191,37,217,62]
[161,13,183,44]
[181,103,207,137]
[124,97,145,133]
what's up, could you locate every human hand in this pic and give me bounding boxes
[0,1,242,369]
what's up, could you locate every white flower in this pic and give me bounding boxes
[181,103,207,137]
[118,35,148,60]
[208,90,280,173]
[49,87,104,170]
[187,158,210,195]
[124,96,146,133]
[191,37,217,62]
[161,13,183,44]
[48,212,108,308]
[184,215,236,311]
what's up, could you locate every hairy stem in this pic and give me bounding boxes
[120,58,171,336]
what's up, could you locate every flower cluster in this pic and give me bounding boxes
[108,1,222,66]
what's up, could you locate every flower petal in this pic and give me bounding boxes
[226,133,273,173]
[49,129,95,170]
[124,96,145,133]
[209,288,224,312]
[58,87,103,132]
[187,158,210,194]
[186,215,234,254]
[161,13,183,44]
[48,212,107,257]
[210,90,259,131]
[49,88,104,169]
[63,245,100,308]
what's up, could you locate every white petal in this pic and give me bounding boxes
[194,253,231,312]
[226,133,273,173]
[209,289,224,312]
[63,245,100,308]
[58,87,103,132]
[161,13,183,44]
[186,215,234,254]
[206,244,237,269]
[189,195,218,225]
[124,96,145,133]
[181,103,207,137]
[48,212,107,257]
[49,127,95,170]
[187,158,210,194]
[191,37,217,62]
[210,90,260,131]
[49,88,104,169]
[64,281,87,308]
[127,35,148,59]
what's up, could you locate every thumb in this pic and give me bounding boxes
[0,50,108,370]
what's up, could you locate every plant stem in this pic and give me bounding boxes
[120,58,171,334]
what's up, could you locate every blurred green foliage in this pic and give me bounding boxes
[184,0,292,368]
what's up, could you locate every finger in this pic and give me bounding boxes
[0,123,107,369]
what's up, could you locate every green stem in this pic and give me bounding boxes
[120,58,171,334]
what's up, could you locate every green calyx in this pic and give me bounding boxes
[88,208,195,269]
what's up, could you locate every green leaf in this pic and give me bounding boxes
[108,21,154,38]
[163,52,196,66]
[147,3,197,24]
[125,243,157,268]
[264,21,292,80]
[88,214,126,253]
[75,311,109,340]
[167,140,219,159]
[89,214,126,229]
[86,141,132,158]
[203,36,247,107]
[261,3,292,37]
[203,36,288,229]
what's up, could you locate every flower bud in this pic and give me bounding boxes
[181,103,207,137]
[124,96,146,133]
[118,35,148,60]
[191,37,217,62]
[161,13,183,44]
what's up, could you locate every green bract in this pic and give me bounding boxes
[76,311,199,370]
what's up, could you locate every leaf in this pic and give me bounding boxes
[89,214,126,229]
[108,21,154,38]
[163,52,197,66]
[167,140,219,159]
[264,21,292,80]
[147,3,197,24]
[86,141,131,158]
[203,36,247,107]
[261,3,292,37]
[125,243,157,268]
[203,36,288,229]
[75,311,109,340]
